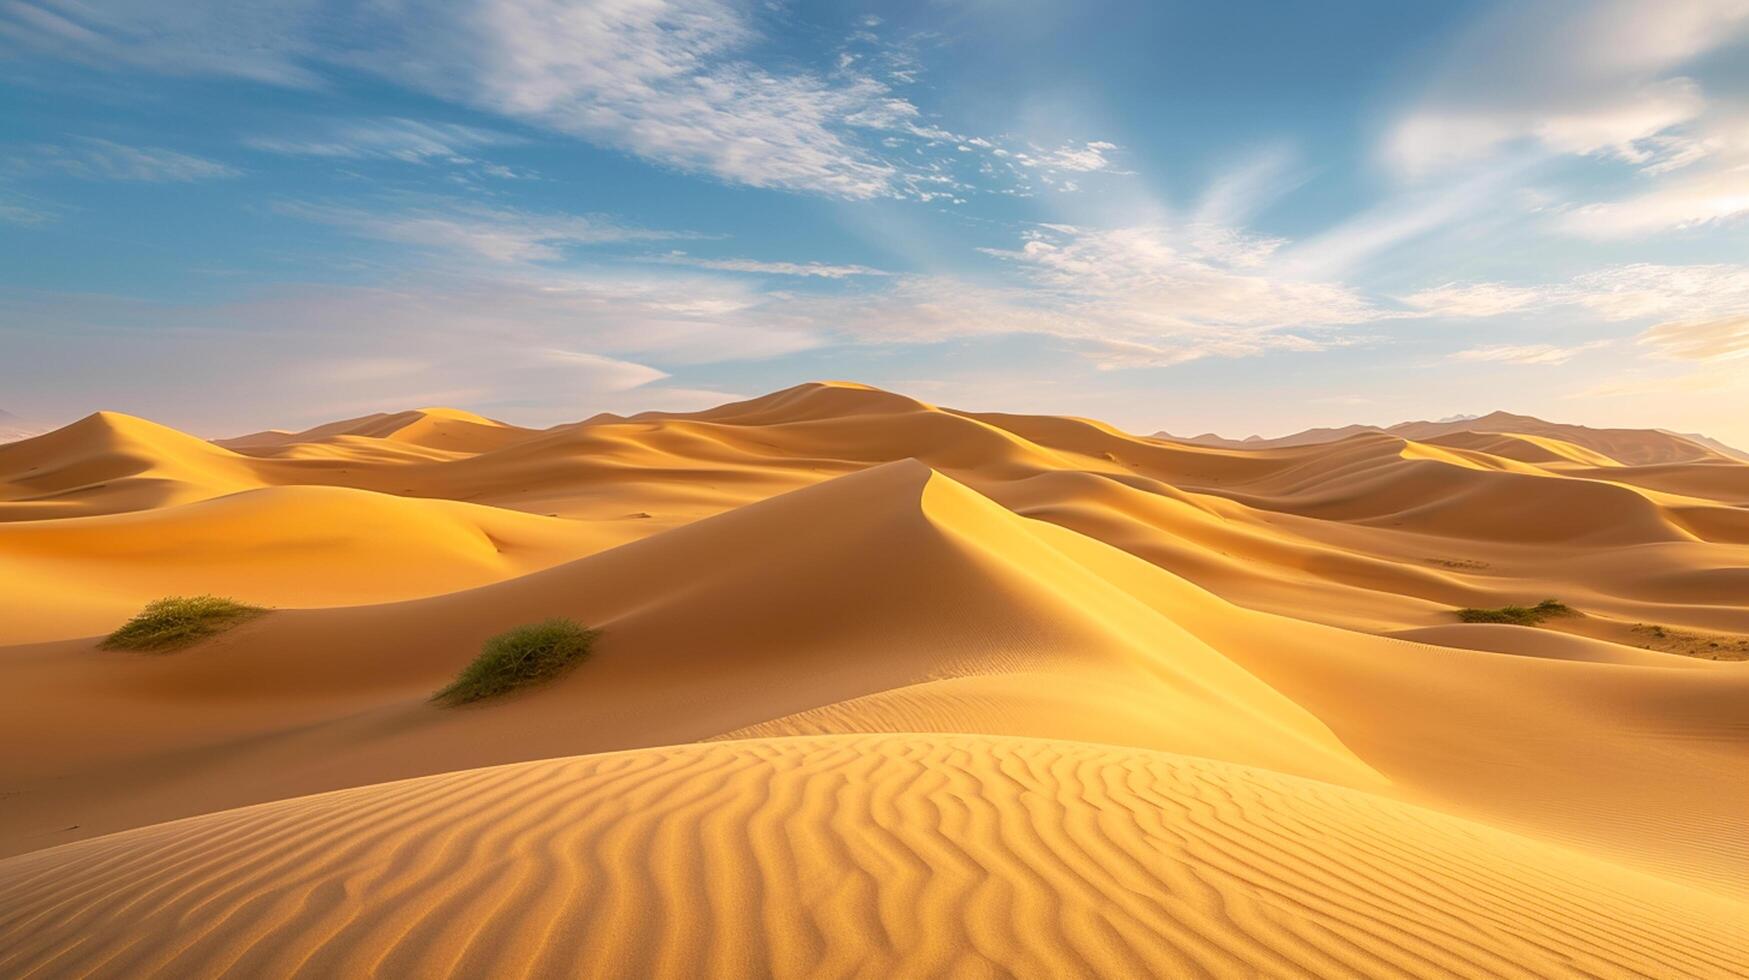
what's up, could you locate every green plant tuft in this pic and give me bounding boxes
[433,618,599,706]
[101,595,266,652]
[1456,598,1573,626]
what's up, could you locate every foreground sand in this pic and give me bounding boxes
[1,382,1746,975]
[5,735,1745,979]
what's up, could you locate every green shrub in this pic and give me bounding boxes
[1456,598,1573,626]
[433,618,598,705]
[100,595,266,652]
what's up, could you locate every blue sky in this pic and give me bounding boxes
[3,0,1748,445]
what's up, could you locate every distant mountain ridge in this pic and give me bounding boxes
[1154,410,1744,466]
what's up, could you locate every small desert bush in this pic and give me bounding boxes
[433,618,598,705]
[101,595,266,652]
[1456,598,1573,626]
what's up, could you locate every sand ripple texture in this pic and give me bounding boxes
[3,733,1745,979]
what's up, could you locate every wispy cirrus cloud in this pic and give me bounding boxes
[276,199,700,263]
[244,117,521,163]
[1408,262,1749,367]
[1383,0,1749,176]
[0,0,329,87]
[769,221,1394,368]
[7,137,239,182]
[1381,1,1749,244]
[1638,313,1749,361]
[1405,263,1749,327]
[982,223,1388,341]
[1558,163,1749,238]
[1399,282,1548,318]
[1449,342,1611,366]
[654,253,892,279]
[536,348,671,390]
[2,0,1120,202]
[0,194,56,225]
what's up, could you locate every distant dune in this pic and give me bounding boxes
[1,381,1746,975]
[0,409,43,444]
[1158,408,1745,465]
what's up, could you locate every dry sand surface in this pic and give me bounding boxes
[1,381,1745,977]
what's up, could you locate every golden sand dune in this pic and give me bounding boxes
[1,381,1747,975]
[7,384,1748,629]
[1167,409,1738,466]
[3,735,1744,979]
[2,456,1744,903]
[221,407,541,457]
[0,411,257,518]
[0,461,1382,850]
[0,485,622,644]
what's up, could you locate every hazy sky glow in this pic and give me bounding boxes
[3,1,1748,444]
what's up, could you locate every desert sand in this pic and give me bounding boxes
[1,381,1745,977]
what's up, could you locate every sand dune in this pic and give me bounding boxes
[3,735,1744,979]
[2,381,1746,975]
[1165,409,1741,465]
[0,411,257,518]
[221,407,540,458]
[0,461,1384,851]
[0,484,619,644]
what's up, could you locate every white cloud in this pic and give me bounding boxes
[1638,314,1749,360]
[4,0,1121,201]
[1011,141,1121,173]
[0,196,55,224]
[1558,164,1749,237]
[1449,342,1609,366]
[1409,263,1749,321]
[1402,282,1547,318]
[1384,0,1749,176]
[9,137,239,182]
[655,254,891,278]
[245,118,519,163]
[1388,80,1708,176]
[984,223,1385,333]
[1284,159,1535,278]
[0,0,329,87]
[366,0,920,198]
[1380,1,1749,247]
[278,199,697,263]
[537,349,670,389]
[769,222,1393,367]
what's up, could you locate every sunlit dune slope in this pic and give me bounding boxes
[2,459,1745,903]
[0,461,1381,851]
[221,407,539,457]
[1421,429,1623,467]
[7,384,1749,646]
[2,734,1744,980]
[2,381,1749,974]
[0,411,256,518]
[1165,409,1739,466]
[0,485,623,644]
